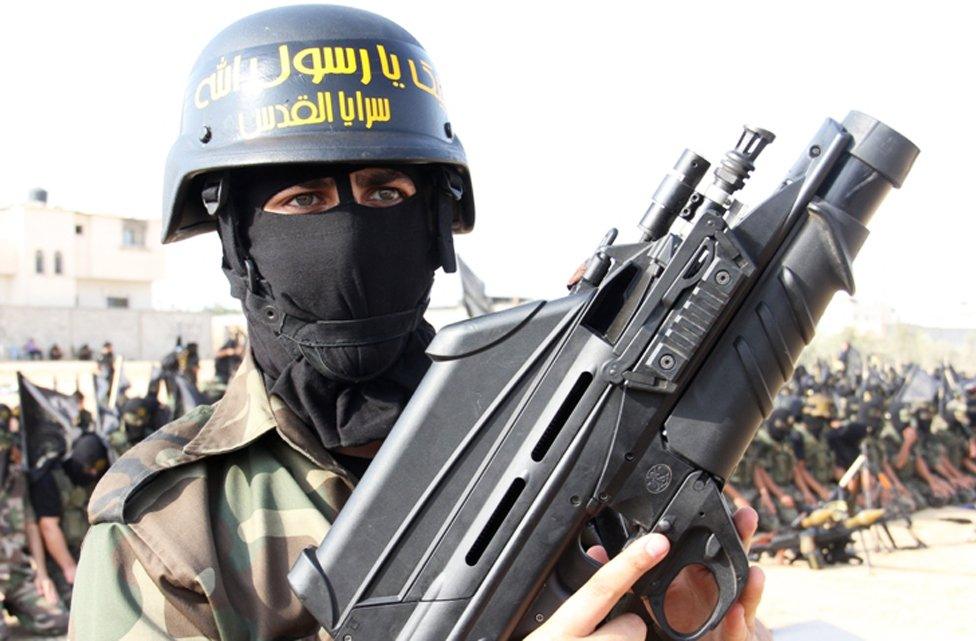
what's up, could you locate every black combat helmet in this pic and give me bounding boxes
[162,4,474,271]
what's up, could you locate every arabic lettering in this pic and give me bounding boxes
[196,42,439,108]
[237,90,390,138]
[376,44,405,88]
[408,58,441,99]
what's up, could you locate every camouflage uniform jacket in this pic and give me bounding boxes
[68,353,356,640]
[728,441,760,489]
[935,429,965,469]
[753,430,798,487]
[0,467,34,584]
[794,423,834,484]
[880,424,917,483]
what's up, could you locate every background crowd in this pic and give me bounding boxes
[0,338,973,636]
[729,343,976,567]
[0,333,244,638]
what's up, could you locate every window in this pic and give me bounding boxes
[106,296,129,309]
[34,250,44,274]
[121,219,147,248]
[54,251,63,275]
[75,224,83,235]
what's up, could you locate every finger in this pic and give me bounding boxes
[589,613,647,641]
[587,545,610,565]
[732,507,759,551]
[546,533,670,635]
[740,566,765,625]
[719,602,747,641]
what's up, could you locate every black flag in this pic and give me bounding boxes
[16,373,80,473]
[895,365,939,405]
[172,373,206,418]
[457,255,493,318]
[842,345,863,386]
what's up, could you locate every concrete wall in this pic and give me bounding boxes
[0,305,213,360]
[76,279,152,309]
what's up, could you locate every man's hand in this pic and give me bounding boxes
[777,494,795,510]
[526,508,770,641]
[34,573,59,605]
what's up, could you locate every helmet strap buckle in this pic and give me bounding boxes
[435,168,463,273]
[201,176,227,216]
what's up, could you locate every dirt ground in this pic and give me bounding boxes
[9,507,975,640]
[758,505,976,641]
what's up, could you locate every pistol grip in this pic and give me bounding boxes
[632,472,749,641]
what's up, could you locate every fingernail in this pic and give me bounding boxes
[644,533,669,558]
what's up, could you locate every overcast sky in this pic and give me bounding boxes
[2,1,974,327]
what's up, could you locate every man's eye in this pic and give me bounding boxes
[288,193,320,208]
[368,187,403,203]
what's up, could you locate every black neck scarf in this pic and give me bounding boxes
[223,165,438,450]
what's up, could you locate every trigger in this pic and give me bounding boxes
[705,534,722,559]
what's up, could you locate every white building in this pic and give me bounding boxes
[0,190,164,309]
[0,191,215,360]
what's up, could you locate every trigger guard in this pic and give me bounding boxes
[632,471,749,641]
[644,533,739,641]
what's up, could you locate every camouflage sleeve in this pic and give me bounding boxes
[69,523,214,640]
[919,438,943,469]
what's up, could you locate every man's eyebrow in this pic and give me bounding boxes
[292,177,336,189]
[352,168,408,187]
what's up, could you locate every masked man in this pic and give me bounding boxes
[0,405,69,639]
[69,6,766,641]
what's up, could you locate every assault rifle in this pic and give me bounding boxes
[749,501,885,569]
[290,113,918,640]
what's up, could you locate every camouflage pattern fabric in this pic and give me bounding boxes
[727,441,759,487]
[0,469,68,639]
[754,430,797,487]
[751,433,800,529]
[795,423,835,484]
[881,425,917,485]
[0,472,31,580]
[0,566,69,640]
[69,353,354,640]
[918,433,945,470]
[52,468,94,554]
[936,429,967,470]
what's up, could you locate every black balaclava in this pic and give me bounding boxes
[122,397,152,444]
[219,164,438,449]
[766,409,793,442]
[803,414,828,439]
[913,406,933,435]
[65,433,108,485]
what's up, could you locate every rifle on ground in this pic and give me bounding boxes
[290,113,917,640]
[749,502,885,568]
